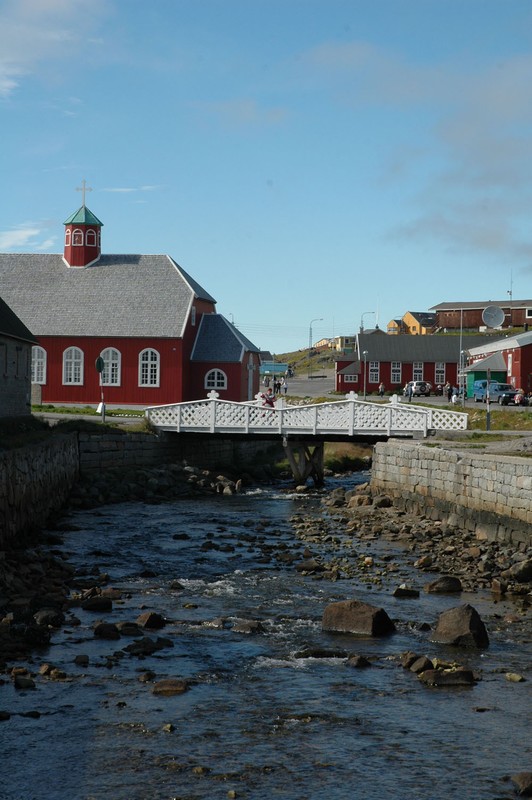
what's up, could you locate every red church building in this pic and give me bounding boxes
[0,196,261,408]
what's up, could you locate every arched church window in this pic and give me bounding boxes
[100,348,121,386]
[31,346,47,384]
[205,369,227,390]
[139,349,160,387]
[63,347,84,384]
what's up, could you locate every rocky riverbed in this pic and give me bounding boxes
[1,461,531,799]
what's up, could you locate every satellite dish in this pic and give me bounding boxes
[482,305,505,328]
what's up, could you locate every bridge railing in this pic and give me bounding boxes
[145,391,468,436]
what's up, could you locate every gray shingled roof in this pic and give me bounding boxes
[0,253,216,338]
[351,334,499,362]
[0,296,37,344]
[191,314,260,362]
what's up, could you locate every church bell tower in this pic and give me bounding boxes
[63,180,103,268]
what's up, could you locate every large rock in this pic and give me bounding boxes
[152,678,188,696]
[81,596,112,612]
[424,576,462,594]
[510,772,532,797]
[136,611,166,629]
[322,600,395,637]
[418,668,475,686]
[430,604,489,648]
[501,559,532,584]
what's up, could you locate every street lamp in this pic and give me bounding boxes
[308,318,323,379]
[362,350,368,399]
[460,349,466,406]
[360,311,376,333]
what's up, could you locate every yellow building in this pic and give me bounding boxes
[387,311,435,335]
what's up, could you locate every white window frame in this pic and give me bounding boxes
[435,361,445,385]
[369,361,379,383]
[31,346,47,384]
[391,361,402,384]
[63,346,84,385]
[100,347,121,386]
[205,369,227,390]
[344,374,358,383]
[86,229,97,246]
[65,229,71,247]
[526,308,532,319]
[139,348,160,387]
[413,361,423,381]
[72,228,83,246]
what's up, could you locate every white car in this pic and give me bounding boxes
[403,381,432,397]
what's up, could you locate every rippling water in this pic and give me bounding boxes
[1,475,530,800]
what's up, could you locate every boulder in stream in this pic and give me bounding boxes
[322,599,395,637]
[430,604,489,648]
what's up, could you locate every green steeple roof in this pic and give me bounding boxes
[63,206,104,226]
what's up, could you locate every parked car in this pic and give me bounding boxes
[473,381,518,404]
[495,384,519,405]
[403,381,432,397]
[473,380,501,402]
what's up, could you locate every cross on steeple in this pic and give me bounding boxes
[76,179,92,206]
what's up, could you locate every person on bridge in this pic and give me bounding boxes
[261,388,276,408]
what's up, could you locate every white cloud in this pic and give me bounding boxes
[0,0,107,98]
[0,225,41,249]
[301,39,532,267]
[102,185,162,194]
[0,222,57,251]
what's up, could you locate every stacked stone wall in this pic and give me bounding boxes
[371,440,531,546]
[1,430,283,545]
[77,431,283,473]
[0,434,78,546]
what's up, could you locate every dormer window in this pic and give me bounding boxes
[73,229,83,246]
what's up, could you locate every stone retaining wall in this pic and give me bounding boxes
[371,440,531,546]
[0,431,283,545]
[0,434,79,546]
[78,431,283,473]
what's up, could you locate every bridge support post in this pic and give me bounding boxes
[283,439,324,487]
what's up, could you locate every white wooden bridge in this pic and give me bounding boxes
[145,392,467,485]
[146,391,467,438]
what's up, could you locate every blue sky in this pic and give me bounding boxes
[2,0,532,353]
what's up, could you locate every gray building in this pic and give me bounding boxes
[0,297,38,418]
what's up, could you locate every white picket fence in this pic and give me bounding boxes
[145,391,468,438]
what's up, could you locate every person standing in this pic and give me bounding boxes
[378,382,385,398]
[445,382,452,402]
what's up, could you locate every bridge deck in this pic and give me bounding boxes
[145,392,468,439]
